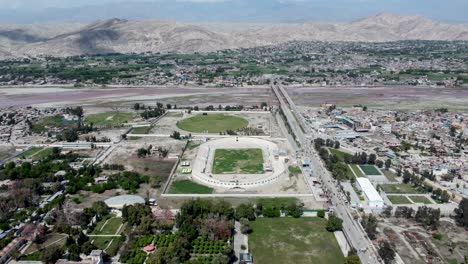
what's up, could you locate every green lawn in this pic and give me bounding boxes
[176,113,248,133]
[359,165,382,175]
[212,148,264,174]
[99,218,123,235]
[380,184,422,194]
[32,115,75,133]
[409,196,433,204]
[288,165,302,176]
[169,180,214,194]
[328,148,351,162]
[85,112,134,126]
[91,216,123,235]
[388,195,412,204]
[349,164,364,177]
[132,126,152,134]
[20,147,44,158]
[92,237,112,250]
[32,148,55,161]
[249,218,345,264]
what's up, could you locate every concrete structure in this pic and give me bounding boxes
[191,137,287,189]
[104,195,145,209]
[356,177,384,208]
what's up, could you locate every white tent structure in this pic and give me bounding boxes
[356,177,384,208]
[105,195,145,209]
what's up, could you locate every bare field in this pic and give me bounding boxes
[289,86,468,111]
[0,86,272,108]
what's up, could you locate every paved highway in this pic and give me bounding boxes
[272,83,382,264]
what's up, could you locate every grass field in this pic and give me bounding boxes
[212,148,264,174]
[388,195,412,204]
[380,184,422,194]
[32,115,75,133]
[176,113,248,133]
[328,148,351,162]
[409,196,433,204]
[91,216,123,235]
[132,126,152,134]
[92,236,123,256]
[85,112,134,126]
[359,165,382,175]
[249,218,344,264]
[349,164,364,177]
[20,147,44,158]
[288,165,302,176]
[169,180,214,194]
[32,148,55,161]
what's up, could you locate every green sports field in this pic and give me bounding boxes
[380,184,422,194]
[388,195,412,204]
[249,218,344,264]
[169,180,214,194]
[409,196,433,204]
[176,113,248,133]
[85,112,134,126]
[212,148,264,174]
[359,165,382,175]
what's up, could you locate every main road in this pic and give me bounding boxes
[272,83,381,264]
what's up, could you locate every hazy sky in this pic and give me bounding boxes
[0,0,467,24]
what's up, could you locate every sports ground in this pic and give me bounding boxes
[249,218,344,264]
[176,113,248,133]
[212,148,264,174]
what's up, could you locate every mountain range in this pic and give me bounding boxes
[0,12,467,58]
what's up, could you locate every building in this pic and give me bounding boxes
[104,195,145,209]
[56,250,103,264]
[356,177,384,208]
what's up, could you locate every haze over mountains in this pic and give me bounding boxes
[0,12,468,58]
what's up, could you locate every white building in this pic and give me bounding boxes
[356,177,384,208]
[104,195,145,209]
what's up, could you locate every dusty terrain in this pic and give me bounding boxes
[1,13,468,58]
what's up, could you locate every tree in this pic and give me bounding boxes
[317,210,325,218]
[359,152,367,164]
[235,204,255,221]
[326,216,343,232]
[382,206,393,218]
[332,163,349,181]
[402,170,412,184]
[361,214,378,240]
[368,154,376,165]
[378,242,395,264]
[91,201,109,218]
[455,197,468,227]
[384,159,392,170]
[137,148,148,158]
[239,218,251,234]
[376,160,384,168]
[344,254,361,264]
[285,202,303,218]
[334,141,340,149]
[171,131,181,140]
[262,206,280,217]
[41,245,64,264]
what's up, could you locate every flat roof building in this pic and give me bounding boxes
[356,177,384,208]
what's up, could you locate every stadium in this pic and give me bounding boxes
[191,137,288,189]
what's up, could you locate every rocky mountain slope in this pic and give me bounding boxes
[1,13,467,58]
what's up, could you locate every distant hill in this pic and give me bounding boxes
[1,13,467,58]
